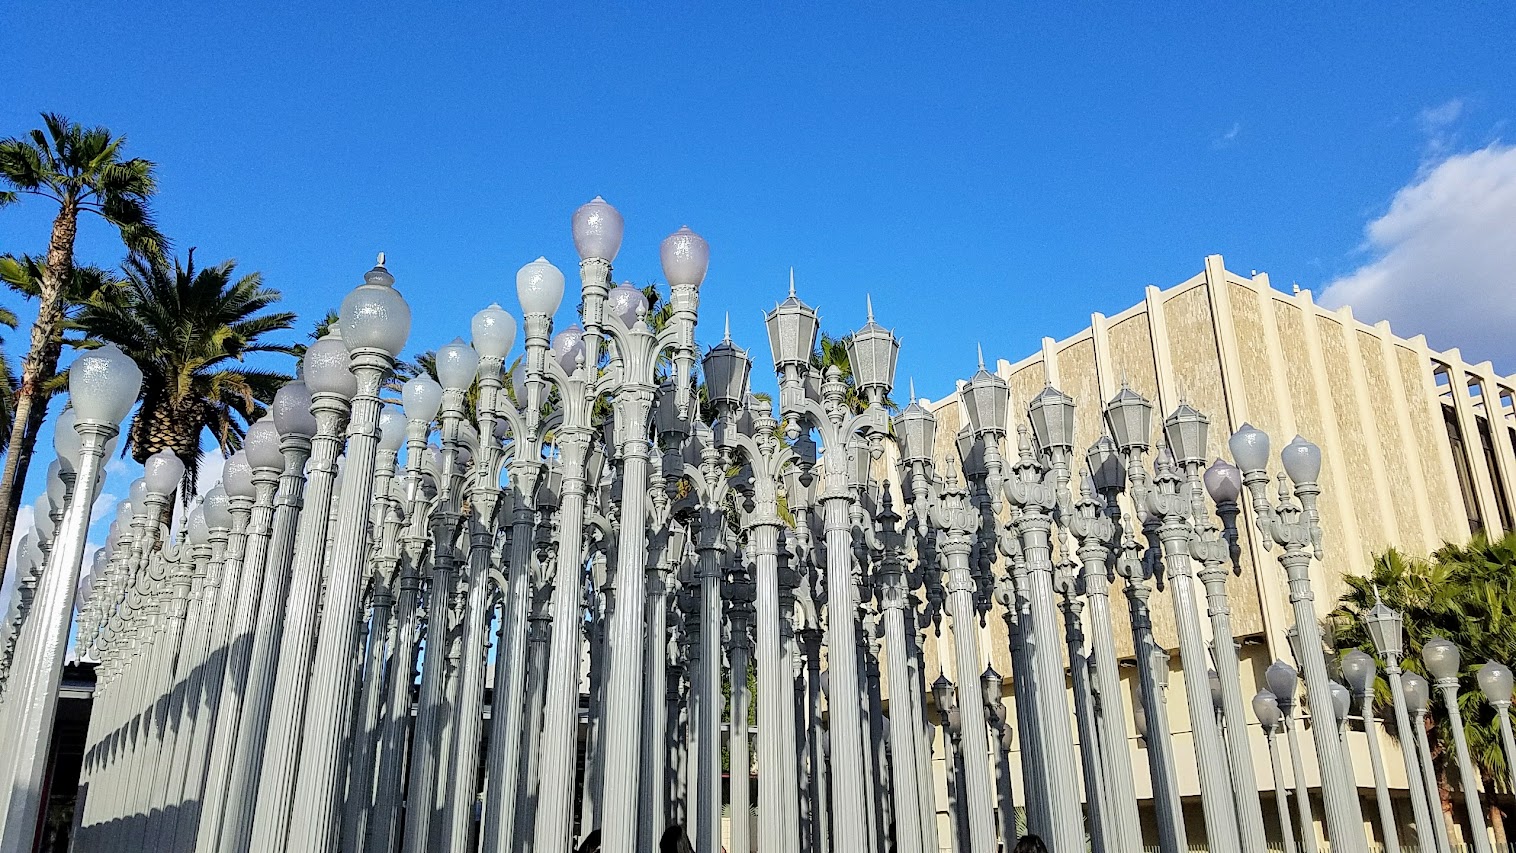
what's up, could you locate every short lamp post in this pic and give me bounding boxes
[1252,690,1298,853]
[1402,671,1453,853]
[1477,661,1516,803]
[1422,637,1493,853]
[1340,649,1401,853]
[1266,659,1318,853]
[1361,592,1441,853]
[0,343,142,850]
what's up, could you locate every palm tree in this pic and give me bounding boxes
[0,113,166,583]
[1331,534,1516,838]
[71,250,296,491]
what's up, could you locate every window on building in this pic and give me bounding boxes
[1445,405,1484,535]
[1477,415,1514,534]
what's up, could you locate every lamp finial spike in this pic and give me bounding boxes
[977,343,986,371]
[723,313,731,342]
[909,377,916,402]
[377,251,386,267]
[789,267,796,298]
[866,294,874,322]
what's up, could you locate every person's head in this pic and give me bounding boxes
[1013,835,1049,853]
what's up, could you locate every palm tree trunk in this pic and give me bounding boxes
[0,199,77,592]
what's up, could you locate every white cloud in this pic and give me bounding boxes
[1214,121,1241,149]
[89,492,118,525]
[1320,143,1516,372]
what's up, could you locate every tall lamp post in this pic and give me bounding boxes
[1422,637,1493,853]
[1477,662,1516,802]
[1230,426,1369,853]
[1340,649,1401,853]
[0,343,141,850]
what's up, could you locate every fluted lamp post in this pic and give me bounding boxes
[1252,690,1298,853]
[1266,659,1318,853]
[1362,591,1441,853]
[1477,661,1516,804]
[1423,637,1493,853]
[1341,649,1401,853]
[1401,671,1453,853]
[1,343,142,850]
[1230,426,1368,853]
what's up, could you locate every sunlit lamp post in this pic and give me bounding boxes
[1423,637,1493,853]
[1477,661,1516,805]
[1266,659,1318,853]
[1402,671,1453,853]
[1362,591,1441,853]
[1340,649,1401,853]
[1252,690,1299,853]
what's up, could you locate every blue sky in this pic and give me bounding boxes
[2,4,1514,594]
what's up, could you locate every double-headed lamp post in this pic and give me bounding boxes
[0,343,142,850]
[1229,425,1369,853]
[1423,637,1493,853]
[1361,592,1441,853]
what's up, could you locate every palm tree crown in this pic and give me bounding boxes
[72,250,296,489]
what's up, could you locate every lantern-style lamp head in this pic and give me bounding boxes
[244,420,284,472]
[956,428,986,480]
[702,317,751,414]
[1478,661,1515,707]
[436,338,481,393]
[661,226,709,289]
[402,375,444,424]
[1422,637,1462,682]
[516,258,566,317]
[222,451,254,500]
[1403,672,1431,713]
[339,256,411,357]
[303,329,359,400]
[272,380,317,440]
[144,449,186,499]
[1229,423,1271,473]
[572,197,624,263]
[1362,591,1404,660]
[551,325,586,375]
[844,297,899,404]
[1103,385,1153,454]
[471,304,518,361]
[607,282,649,327]
[765,279,820,374]
[962,354,1010,439]
[377,405,405,454]
[1281,435,1323,485]
[894,394,939,468]
[1086,434,1125,494]
[1203,458,1243,503]
[1027,383,1076,454]
[1265,659,1299,702]
[1328,681,1351,723]
[1162,401,1209,466]
[69,343,142,426]
[1340,649,1377,695]
[932,675,957,713]
[203,485,233,530]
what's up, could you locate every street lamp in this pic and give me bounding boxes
[1478,661,1516,802]
[1361,592,1441,853]
[1340,649,1401,853]
[1423,637,1494,853]
[1265,659,1318,853]
[1252,691,1299,853]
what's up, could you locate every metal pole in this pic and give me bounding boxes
[1357,689,1402,853]
[1411,709,1454,853]
[1280,700,1318,853]
[1264,725,1299,853]
[1435,678,1493,853]
[1385,659,1441,853]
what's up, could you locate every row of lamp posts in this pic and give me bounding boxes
[0,194,1510,853]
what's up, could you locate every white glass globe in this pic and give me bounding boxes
[53,407,81,469]
[377,405,405,454]
[339,262,412,356]
[516,258,566,317]
[1203,458,1243,503]
[203,485,233,530]
[272,380,318,439]
[1422,637,1462,681]
[552,325,586,375]
[571,196,624,262]
[186,505,209,545]
[660,225,709,289]
[129,477,148,508]
[144,448,186,498]
[1228,423,1271,472]
[222,450,255,500]
[1281,435,1323,485]
[304,330,359,400]
[244,419,285,472]
[403,375,444,424]
[607,281,649,326]
[69,343,143,425]
[436,338,481,393]
[471,304,517,361]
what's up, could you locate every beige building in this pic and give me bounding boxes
[914,254,1516,848]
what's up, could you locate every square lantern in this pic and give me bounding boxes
[656,381,691,438]
[1085,434,1126,494]
[956,427,986,479]
[847,437,873,487]
[962,368,1010,438]
[1027,384,1077,454]
[702,337,752,413]
[1162,402,1210,466]
[893,401,939,467]
[1103,385,1153,453]
[1363,596,1405,661]
[845,307,900,403]
[765,291,820,372]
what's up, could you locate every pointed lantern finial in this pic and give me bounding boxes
[977,343,986,371]
[377,251,386,267]
[866,293,875,322]
[723,312,731,342]
[789,267,796,298]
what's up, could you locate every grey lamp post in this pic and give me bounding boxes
[1362,593,1441,853]
[934,675,967,853]
[1403,672,1454,853]
[1144,405,1242,853]
[222,398,317,853]
[1253,690,1299,853]
[1267,659,1318,853]
[1423,636,1493,853]
[1342,649,1402,853]
[1230,425,1369,853]
[285,255,410,853]
[1477,662,1516,807]
[0,343,140,850]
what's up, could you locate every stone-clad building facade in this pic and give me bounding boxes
[913,254,1515,847]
